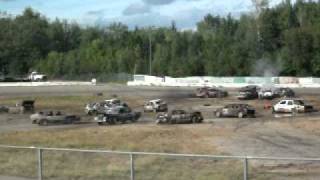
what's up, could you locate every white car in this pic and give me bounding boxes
[272,99,313,113]
[28,71,47,82]
[144,99,168,112]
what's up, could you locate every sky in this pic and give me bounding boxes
[0,0,282,29]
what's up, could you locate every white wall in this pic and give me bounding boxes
[128,75,320,88]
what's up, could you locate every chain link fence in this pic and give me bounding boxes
[0,145,320,180]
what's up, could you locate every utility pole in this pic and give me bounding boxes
[149,33,152,76]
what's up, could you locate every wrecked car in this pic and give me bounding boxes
[215,104,255,118]
[94,106,141,125]
[31,111,81,126]
[258,87,295,100]
[258,88,276,100]
[237,85,259,100]
[144,99,168,112]
[272,99,314,113]
[273,87,295,98]
[6,100,35,114]
[85,99,126,115]
[156,109,203,124]
[196,87,228,98]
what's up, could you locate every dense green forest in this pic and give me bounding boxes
[1,0,320,80]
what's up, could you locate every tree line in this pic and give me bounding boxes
[1,0,320,80]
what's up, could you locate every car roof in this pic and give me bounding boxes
[279,99,303,101]
[149,99,162,102]
[105,99,120,102]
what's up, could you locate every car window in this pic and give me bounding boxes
[288,101,293,105]
[280,101,286,105]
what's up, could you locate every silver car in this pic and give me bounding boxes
[31,111,80,126]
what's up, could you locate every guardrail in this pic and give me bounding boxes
[1,145,320,180]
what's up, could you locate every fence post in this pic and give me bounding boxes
[37,148,43,180]
[243,157,248,180]
[130,153,135,180]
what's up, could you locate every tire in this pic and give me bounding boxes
[292,108,298,114]
[108,118,116,125]
[64,118,72,124]
[170,119,176,124]
[98,122,103,126]
[191,116,197,123]
[215,111,221,118]
[238,112,244,118]
[39,119,48,126]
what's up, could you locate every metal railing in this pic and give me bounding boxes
[1,145,320,180]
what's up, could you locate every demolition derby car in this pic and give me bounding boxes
[272,99,314,113]
[237,85,259,100]
[94,106,141,125]
[215,104,256,118]
[195,87,228,98]
[144,99,168,112]
[85,99,125,115]
[31,111,80,125]
[156,109,203,124]
[258,87,295,100]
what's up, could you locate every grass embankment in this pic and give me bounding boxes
[0,124,248,180]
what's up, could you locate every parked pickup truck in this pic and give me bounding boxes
[272,99,314,113]
[31,111,80,125]
[156,109,203,124]
[94,106,141,125]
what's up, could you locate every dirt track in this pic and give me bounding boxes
[1,84,320,159]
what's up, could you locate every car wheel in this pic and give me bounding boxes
[215,111,221,118]
[238,112,244,118]
[170,119,176,124]
[292,108,298,114]
[110,118,117,125]
[98,122,103,126]
[191,116,197,123]
[39,119,48,126]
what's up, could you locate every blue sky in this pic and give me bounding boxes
[0,0,282,29]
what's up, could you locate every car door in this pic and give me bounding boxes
[232,105,240,117]
[171,110,183,123]
[277,100,287,112]
[180,110,189,123]
[119,108,131,121]
[222,105,231,116]
[287,100,295,112]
